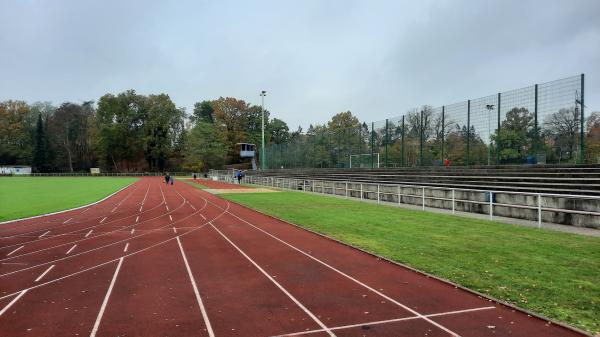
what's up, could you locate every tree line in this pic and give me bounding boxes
[264,107,600,169]
[0,91,293,172]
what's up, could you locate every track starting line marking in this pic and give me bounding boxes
[135,216,139,223]
[7,245,24,256]
[100,217,107,224]
[35,265,55,282]
[123,243,129,252]
[85,230,93,238]
[63,218,73,224]
[66,244,77,255]
[0,290,28,317]
[38,231,50,239]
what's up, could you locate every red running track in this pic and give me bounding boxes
[0,177,588,337]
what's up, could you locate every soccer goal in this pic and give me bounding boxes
[349,153,379,168]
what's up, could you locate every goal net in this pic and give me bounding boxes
[349,153,379,168]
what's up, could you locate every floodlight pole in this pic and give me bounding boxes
[260,90,267,170]
[486,104,495,166]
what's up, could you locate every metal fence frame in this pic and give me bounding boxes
[211,172,600,228]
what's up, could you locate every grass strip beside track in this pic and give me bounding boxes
[221,191,600,335]
[0,177,138,222]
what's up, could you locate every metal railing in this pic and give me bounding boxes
[1,172,194,177]
[211,172,600,228]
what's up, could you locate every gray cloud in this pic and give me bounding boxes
[0,0,598,129]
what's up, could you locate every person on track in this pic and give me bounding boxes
[193,173,197,180]
[169,176,174,185]
[164,173,170,184]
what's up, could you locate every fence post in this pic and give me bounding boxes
[385,119,389,168]
[489,191,493,220]
[441,106,445,162]
[452,189,455,214]
[420,109,424,166]
[345,181,348,198]
[397,185,401,206]
[580,73,585,164]
[401,115,405,167]
[534,84,539,158]
[377,184,380,205]
[422,187,425,210]
[497,93,501,165]
[538,193,542,229]
[371,122,375,168]
[467,99,471,166]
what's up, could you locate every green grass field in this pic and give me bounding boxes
[0,177,137,222]
[222,191,600,334]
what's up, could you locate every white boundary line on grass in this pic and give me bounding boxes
[0,182,136,225]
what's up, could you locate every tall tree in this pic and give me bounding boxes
[32,114,48,172]
[191,100,214,124]
[183,122,226,171]
[143,94,186,171]
[268,118,290,144]
[0,100,34,165]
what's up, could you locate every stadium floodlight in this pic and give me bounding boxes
[260,90,267,170]
[486,104,495,165]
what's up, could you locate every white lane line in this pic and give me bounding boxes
[85,230,93,238]
[200,214,206,220]
[190,204,196,211]
[123,243,129,253]
[276,306,497,336]
[111,207,118,213]
[135,216,139,223]
[169,215,173,221]
[35,265,55,282]
[100,217,107,224]
[0,198,221,302]
[177,237,215,337]
[224,208,461,337]
[66,244,77,255]
[172,227,177,233]
[166,205,170,211]
[130,228,135,235]
[141,185,150,205]
[0,290,28,316]
[90,258,124,337]
[82,208,90,213]
[63,218,73,224]
[139,206,143,212]
[7,245,24,256]
[38,231,50,238]
[210,224,335,337]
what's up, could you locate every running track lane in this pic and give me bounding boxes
[0,177,589,337]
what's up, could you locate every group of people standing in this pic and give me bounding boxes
[164,173,174,185]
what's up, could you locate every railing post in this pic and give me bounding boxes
[397,185,401,206]
[538,193,542,229]
[345,181,348,198]
[452,189,455,214]
[303,180,306,191]
[360,183,363,201]
[377,184,380,205]
[422,187,425,210]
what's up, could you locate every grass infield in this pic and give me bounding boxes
[0,177,137,222]
[221,191,600,335]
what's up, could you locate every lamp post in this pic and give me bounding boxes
[486,104,495,166]
[260,90,267,170]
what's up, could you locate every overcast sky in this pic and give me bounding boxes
[1,0,599,129]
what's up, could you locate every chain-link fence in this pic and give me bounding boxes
[264,74,594,169]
